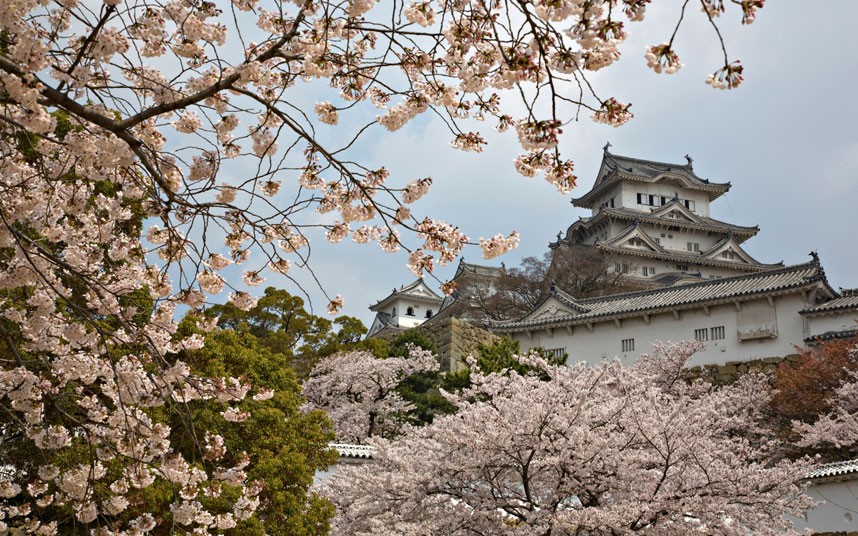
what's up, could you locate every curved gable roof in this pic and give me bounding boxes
[370,278,444,312]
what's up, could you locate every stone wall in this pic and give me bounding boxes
[416,317,499,371]
[686,353,802,385]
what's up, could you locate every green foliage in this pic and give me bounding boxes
[474,336,524,374]
[355,336,390,358]
[388,328,437,358]
[470,336,564,379]
[205,287,367,378]
[387,330,452,425]
[173,318,338,535]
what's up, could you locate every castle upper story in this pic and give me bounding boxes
[553,146,779,285]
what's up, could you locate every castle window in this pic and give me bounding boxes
[541,347,567,361]
[621,338,635,353]
[694,328,709,342]
[684,199,696,211]
[406,306,415,316]
[614,263,629,274]
[721,251,736,260]
[642,266,656,276]
[710,326,726,340]
[686,242,700,252]
[675,264,689,272]
[425,310,433,318]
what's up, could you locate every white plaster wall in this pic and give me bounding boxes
[619,182,638,209]
[514,295,811,367]
[592,184,622,210]
[619,181,711,216]
[791,479,858,534]
[807,312,858,337]
[389,300,438,329]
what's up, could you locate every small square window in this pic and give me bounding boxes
[621,338,635,353]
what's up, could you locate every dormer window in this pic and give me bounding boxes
[406,306,415,316]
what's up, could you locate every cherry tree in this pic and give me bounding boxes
[322,342,812,535]
[0,0,769,532]
[796,341,858,459]
[301,346,439,443]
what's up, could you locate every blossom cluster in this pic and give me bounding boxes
[479,231,520,260]
[706,60,745,90]
[302,346,440,443]
[322,342,813,535]
[645,43,683,74]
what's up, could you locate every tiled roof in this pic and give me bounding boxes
[602,223,666,253]
[595,206,759,239]
[598,151,727,186]
[806,459,858,480]
[331,443,376,459]
[804,329,858,344]
[594,241,780,271]
[573,149,730,208]
[370,278,444,311]
[650,272,706,286]
[801,293,858,314]
[454,259,502,279]
[491,260,833,332]
[365,311,395,338]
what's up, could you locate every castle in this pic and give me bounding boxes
[366,147,858,369]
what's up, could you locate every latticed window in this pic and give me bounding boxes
[541,348,567,362]
[621,338,635,353]
[711,326,726,340]
[694,328,708,341]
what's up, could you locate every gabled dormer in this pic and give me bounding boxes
[603,224,665,254]
[649,199,704,223]
[518,286,590,326]
[702,237,765,266]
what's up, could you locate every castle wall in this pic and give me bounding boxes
[416,316,499,372]
[513,293,826,368]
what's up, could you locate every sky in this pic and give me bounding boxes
[250,2,858,327]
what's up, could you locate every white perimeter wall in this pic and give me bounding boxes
[791,479,858,534]
[514,294,814,367]
[807,312,858,337]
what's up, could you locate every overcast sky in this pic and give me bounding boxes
[252,2,858,327]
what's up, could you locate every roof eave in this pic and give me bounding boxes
[492,281,826,333]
